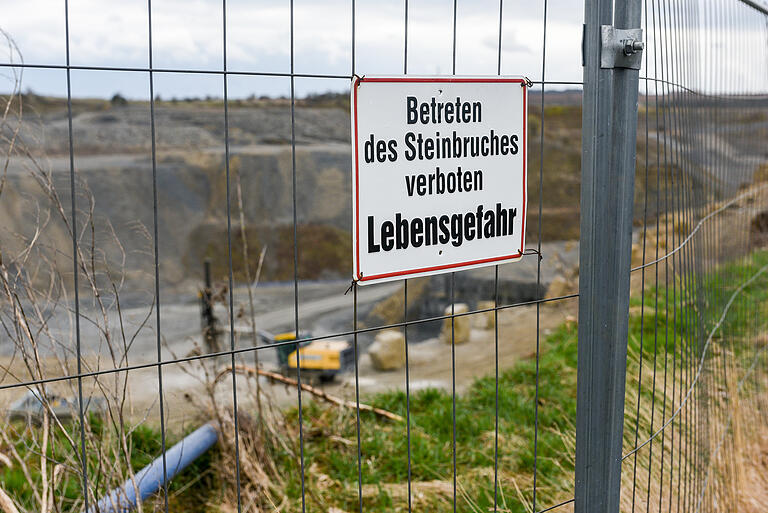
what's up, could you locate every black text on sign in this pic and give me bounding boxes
[351,76,528,285]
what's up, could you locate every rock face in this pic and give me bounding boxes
[368,330,406,371]
[440,303,471,344]
[473,300,496,330]
[2,102,354,292]
[545,275,577,300]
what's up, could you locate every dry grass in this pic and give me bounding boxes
[736,411,768,512]
[621,243,768,513]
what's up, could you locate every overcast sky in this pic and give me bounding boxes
[2,0,584,99]
[2,0,766,99]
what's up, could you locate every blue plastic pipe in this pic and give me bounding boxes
[93,422,218,512]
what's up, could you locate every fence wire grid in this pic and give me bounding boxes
[0,0,766,513]
[620,0,768,512]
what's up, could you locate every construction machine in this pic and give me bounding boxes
[258,331,354,383]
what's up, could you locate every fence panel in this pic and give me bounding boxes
[0,1,765,512]
[616,1,768,512]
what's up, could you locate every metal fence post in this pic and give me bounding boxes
[576,0,643,511]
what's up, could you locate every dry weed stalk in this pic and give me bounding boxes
[0,31,155,513]
[215,364,404,422]
[168,343,292,511]
[232,156,267,420]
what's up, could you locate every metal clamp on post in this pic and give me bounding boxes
[600,26,644,70]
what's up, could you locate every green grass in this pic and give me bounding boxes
[3,251,767,512]
[0,416,218,512]
[280,319,578,512]
[288,250,768,512]
[625,250,768,372]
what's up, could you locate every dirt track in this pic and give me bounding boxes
[116,297,579,429]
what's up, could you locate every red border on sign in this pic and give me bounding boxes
[353,76,528,283]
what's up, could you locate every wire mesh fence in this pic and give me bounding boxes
[0,0,765,512]
[620,0,768,512]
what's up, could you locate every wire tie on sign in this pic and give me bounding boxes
[522,248,543,262]
[344,280,356,296]
[522,77,533,88]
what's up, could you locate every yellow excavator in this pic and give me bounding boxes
[197,262,353,383]
[258,331,354,383]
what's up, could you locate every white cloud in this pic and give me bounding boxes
[2,0,587,97]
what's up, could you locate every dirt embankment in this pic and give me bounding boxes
[1,93,596,295]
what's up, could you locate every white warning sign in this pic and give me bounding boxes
[351,76,528,285]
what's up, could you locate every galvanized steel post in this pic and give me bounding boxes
[576,0,643,511]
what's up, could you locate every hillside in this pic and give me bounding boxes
[2,91,765,293]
